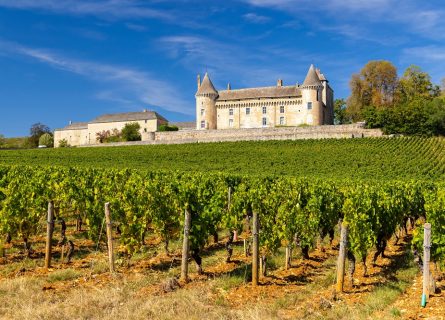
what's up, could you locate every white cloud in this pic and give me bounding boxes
[0,39,192,115]
[158,35,321,88]
[0,0,171,20]
[243,13,270,24]
[243,0,445,40]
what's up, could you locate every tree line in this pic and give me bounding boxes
[335,61,445,136]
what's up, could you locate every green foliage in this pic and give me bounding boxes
[121,123,141,142]
[0,134,4,147]
[96,129,122,143]
[28,123,51,148]
[38,133,53,147]
[347,63,445,136]
[58,139,70,148]
[334,98,351,125]
[364,97,445,136]
[2,137,445,181]
[398,65,440,103]
[0,165,445,264]
[158,124,179,132]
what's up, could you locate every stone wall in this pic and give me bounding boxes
[80,124,383,147]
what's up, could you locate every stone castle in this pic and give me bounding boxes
[54,64,337,147]
[195,64,334,130]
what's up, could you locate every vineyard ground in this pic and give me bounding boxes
[0,224,443,319]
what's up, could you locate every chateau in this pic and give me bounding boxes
[54,64,337,147]
[196,64,334,130]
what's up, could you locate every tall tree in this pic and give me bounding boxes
[347,60,398,120]
[397,65,439,102]
[334,98,350,124]
[28,123,51,148]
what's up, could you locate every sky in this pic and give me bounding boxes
[0,0,445,137]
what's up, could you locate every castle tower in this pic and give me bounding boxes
[196,73,218,130]
[301,64,324,125]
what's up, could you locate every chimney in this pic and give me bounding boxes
[69,120,72,125]
[197,74,201,89]
[227,82,231,90]
[277,79,283,87]
[143,109,147,112]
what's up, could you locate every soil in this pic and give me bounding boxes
[1,226,444,320]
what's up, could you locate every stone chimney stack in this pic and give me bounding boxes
[69,120,72,125]
[227,82,231,90]
[277,79,283,87]
[197,74,201,89]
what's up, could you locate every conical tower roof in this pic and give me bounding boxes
[196,73,218,97]
[302,64,323,88]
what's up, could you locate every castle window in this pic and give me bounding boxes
[201,109,205,116]
[307,102,312,110]
[144,128,147,132]
[229,119,233,127]
[280,116,285,125]
[280,106,285,113]
[262,106,267,114]
[317,90,319,101]
[262,117,267,126]
[145,120,147,124]
[201,120,205,129]
[229,108,233,116]
[246,107,250,115]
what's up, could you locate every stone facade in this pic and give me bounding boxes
[196,65,334,130]
[54,110,167,147]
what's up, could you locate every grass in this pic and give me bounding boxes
[47,268,81,282]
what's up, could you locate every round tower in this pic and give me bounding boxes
[195,73,218,130]
[301,64,324,125]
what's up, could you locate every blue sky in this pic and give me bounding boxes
[0,0,444,137]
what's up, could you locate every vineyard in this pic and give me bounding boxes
[1,137,445,319]
[0,136,445,180]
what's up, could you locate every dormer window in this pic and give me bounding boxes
[307,102,312,110]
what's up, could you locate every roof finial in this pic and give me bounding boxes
[227,82,231,90]
[197,74,201,89]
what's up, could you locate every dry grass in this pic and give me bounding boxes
[0,275,278,320]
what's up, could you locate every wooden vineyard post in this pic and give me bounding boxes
[421,223,431,307]
[104,203,115,273]
[336,222,348,293]
[60,245,65,263]
[45,201,55,269]
[285,246,291,270]
[181,209,192,282]
[228,187,238,242]
[252,211,259,286]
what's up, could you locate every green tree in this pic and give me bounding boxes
[0,134,4,147]
[38,133,54,147]
[347,60,398,120]
[333,98,351,124]
[28,123,51,148]
[440,78,445,97]
[121,122,141,141]
[397,65,439,103]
